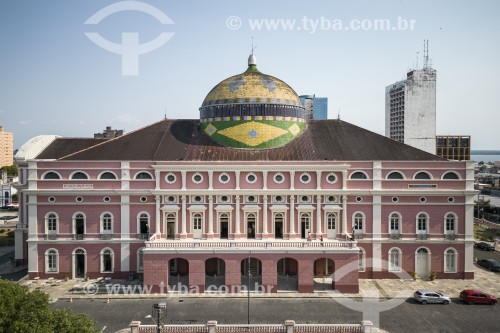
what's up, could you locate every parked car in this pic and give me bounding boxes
[6,202,18,211]
[475,242,495,251]
[413,290,451,304]
[459,289,497,305]
[477,259,500,272]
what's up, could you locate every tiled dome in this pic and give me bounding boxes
[199,55,306,149]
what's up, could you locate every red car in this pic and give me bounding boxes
[460,289,497,305]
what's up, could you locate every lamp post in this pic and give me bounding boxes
[145,302,167,333]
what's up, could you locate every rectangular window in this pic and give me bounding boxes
[445,253,456,272]
[47,254,57,272]
[48,220,56,232]
[103,220,112,231]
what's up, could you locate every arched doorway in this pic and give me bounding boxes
[73,248,86,279]
[205,258,225,291]
[74,214,85,240]
[277,258,298,291]
[241,257,262,291]
[415,248,430,278]
[169,258,189,290]
[219,213,229,239]
[313,258,334,291]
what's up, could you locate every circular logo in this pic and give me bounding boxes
[226,16,242,30]
[83,282,99,295]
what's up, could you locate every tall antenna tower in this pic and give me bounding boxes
[415,51,419,70]
[423,39,431,70]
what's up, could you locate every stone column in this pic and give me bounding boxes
[342,195,347,236]
[181,171,187,190]
[262,195,268,237]
[342,170,347,190]
[234,195,241,238]
[316,171,322,190]
[155,195,161,235]
[208,171,213,190]
[316,195,322,236]
[290,171,295,190]
[235,171,240,190]
[181,195,187,237]
[263,171,268,190]
[208,196,214,237]
[289,195,295,236]
[129,321,141,333]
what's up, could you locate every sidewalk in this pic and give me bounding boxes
[20,264,499,302]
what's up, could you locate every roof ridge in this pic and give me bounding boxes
[58,119,168,160]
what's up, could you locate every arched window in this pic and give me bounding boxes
[414,171,431,180]
[445,213,456,234]
[45,249,58,273]
[46,213,58,234]
[353,213,364,232]
[444,248,457,273]
[101,213,113,235]
[135,172,153,180]
[137,248,144,272]
[389,213,400,234]
[389,248,401,272]
[71,172,88,180]
[417,213,428,234]
[358,248,366,272]
[387,171,404,180]
[43,172,60,180]
[350,171,368,180]
[101,249,113,273]
[100,172,117,180]
[442,172,459,180]
[139,213,150,238]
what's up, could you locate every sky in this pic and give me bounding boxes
[1,0,499,150]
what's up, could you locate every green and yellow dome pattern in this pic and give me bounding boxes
[199,55,306,149]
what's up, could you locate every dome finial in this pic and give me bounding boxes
[248,36,257,66]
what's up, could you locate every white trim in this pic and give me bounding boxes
[269,205,289,211]
[443,212,457,235]
[416,212,429,234]
[192,172,204,184]
[246,172,257,184]
[413,170,432,180]
[161,205,180,211]
[41,170,62,180]
[191,211,204,238]
[98,171,118,180]
[218,212,231,236]
[388,247,402,272]
[45,212,58,235]
[386,171,406,180]
[187,205,208,212]
[273,172,285,184]
[214,205,234,211]
[441,171,461,180]
[70,170,90,180]
[164,212,177,237]
[165,172,177,184]
[134,171,154,180]
[72,212,86,236]
[349,170,369,180]
[100,247,114,273]
[218,172,230,184]
[100,212,113,234]
[352,211,365,233]
[72,248,87,279]
[325,172,338,184]
[245,212,258,238]
[388,211,401,234]
[299,172,311,184]
[136,212,150,234]
[45,248,59,273]
[444,247,457,273]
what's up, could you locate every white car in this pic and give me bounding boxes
[414,290,451,304]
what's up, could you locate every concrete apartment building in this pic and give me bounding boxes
[13,55,474,294]
[385,68,437,154]
[0,127,14,167]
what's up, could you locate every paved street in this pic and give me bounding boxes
[53,297,499,333]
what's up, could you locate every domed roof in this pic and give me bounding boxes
[201,56,302,108]
[199,55,306,149]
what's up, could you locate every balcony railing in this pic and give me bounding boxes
[389,233,401,240]
[46,234,57,240]
[145,239,358,249]
[100,234,112,240]
[74,234,85,240]
[445,234,457,240]
[352,233,365,240]
[139,233,150,240]
[417,233,428,240]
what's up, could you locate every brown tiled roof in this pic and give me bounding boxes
[36,138,108,160]
[42,119,441,161]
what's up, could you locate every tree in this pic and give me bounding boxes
[0,165,18,177]
[0,279,98,333]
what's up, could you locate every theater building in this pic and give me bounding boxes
[14,55,476,293]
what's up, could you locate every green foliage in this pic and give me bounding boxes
[0,279,99,333]
[0,229,5,234]
[0,165,18,177]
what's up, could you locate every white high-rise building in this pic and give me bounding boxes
[385,67,437,154]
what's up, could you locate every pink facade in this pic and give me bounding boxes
[18,159,475,293]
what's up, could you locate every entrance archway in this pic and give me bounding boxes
[169,258,189,290]
[241,257,262,291]
[415,248,430,278]
[205,258,225,291]
[313,258,334,291]
[277,258,298,291]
